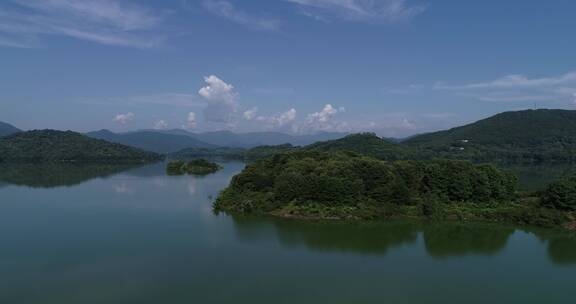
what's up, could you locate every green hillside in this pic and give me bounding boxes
[405,109,576,162]
[0,130,161,163]
[306,133,411,160]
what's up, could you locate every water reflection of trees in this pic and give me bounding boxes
[0,163,143,188]
[277,220,419,255]
[232,216,418,255]
[547,237,576,265]
[422,223,514,259]
[231,216,523,258]
[531,229,576,265]
[232,215,576,265]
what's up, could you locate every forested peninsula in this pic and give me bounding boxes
[215,151,575,230]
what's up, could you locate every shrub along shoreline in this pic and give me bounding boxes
[214,151,575,231]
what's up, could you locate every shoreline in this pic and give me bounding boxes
[216,201,576,232]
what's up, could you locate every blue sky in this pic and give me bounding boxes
[2,0,576,136]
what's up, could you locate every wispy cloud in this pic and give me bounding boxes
[153,119,168,130]
[0,0,165,48]
[184,112,197,129]
[435,72,576,91]
[286,0,426,23]
[243,107,259,120]
[434,71,576,103]
[202,0,281,31]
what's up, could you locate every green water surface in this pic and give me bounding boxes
[0,162,574,303]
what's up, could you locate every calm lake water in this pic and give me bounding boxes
[0,162,575,303]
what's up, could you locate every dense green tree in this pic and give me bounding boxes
[216,151,518,213]
[541,176,576,211]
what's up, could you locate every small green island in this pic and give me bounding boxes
[215,151,576,230]
[167,159,222,175]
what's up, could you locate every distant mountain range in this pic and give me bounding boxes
[86,129,216,154]
[188,130,347,148]
[0,121,21,137]
[5,109,576,163]
[86,129,348,153]
[173,109,576,163]
[1,120,347,155]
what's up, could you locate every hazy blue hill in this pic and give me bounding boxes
[404,109,576,162]
[305,133,409,160]
[152,129,347,148]
[146,128,196,137]
[192,130,245,147]
[170,146,247,159]
[119,129,346,148]
[0,121,21,137]
[170,144,297,160]
[0,130,161,163]
[171,133,404,160]
[86,129,215,154]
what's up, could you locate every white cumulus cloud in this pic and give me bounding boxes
[255,108,298,127]
[308,104,344,123]
[296,104,347,132]
[198,75,239,123]
[113,112,134,125]
[273,108,297,126]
